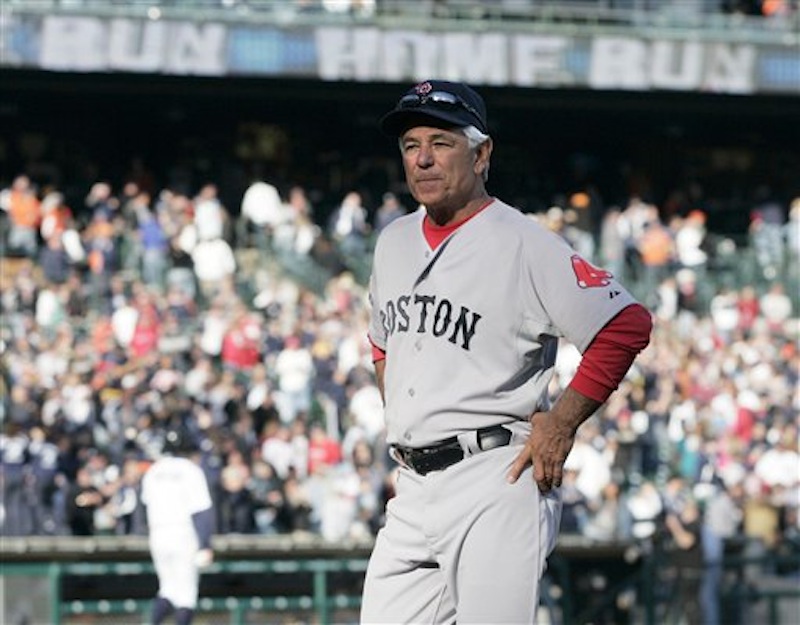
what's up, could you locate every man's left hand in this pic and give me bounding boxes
[506,410,577,492]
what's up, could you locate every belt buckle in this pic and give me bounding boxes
[477,425,512,451]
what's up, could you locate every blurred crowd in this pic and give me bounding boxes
[1,172,798,618]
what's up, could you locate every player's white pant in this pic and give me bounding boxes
[150,529,201,610]
[361,444,561,624]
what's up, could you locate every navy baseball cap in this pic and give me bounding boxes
[380,80,489,136]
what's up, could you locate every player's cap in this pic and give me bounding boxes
[163,426,199,455]
[380,80,488,137]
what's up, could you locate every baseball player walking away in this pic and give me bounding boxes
[141,426,214,625]
[361,80,653,624]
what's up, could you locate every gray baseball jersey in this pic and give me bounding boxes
[368,199,636,447]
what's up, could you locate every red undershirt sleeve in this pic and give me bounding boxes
[568,303,653,403]
[370,338,386,363]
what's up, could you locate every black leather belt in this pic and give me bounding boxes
[394,425,512,476]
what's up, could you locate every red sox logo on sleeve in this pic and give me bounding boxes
[571,254,614,288]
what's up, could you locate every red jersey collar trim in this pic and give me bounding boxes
[422,198,494,248]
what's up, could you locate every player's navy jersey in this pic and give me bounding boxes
[368,200,635,447]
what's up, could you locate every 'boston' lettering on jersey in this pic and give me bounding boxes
[380,293,482,350]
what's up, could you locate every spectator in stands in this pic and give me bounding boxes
[736,285,761,332]
[786,197,800,271]
[749,185,786,280]
[109,457,146,535]
[664,497,704,625]
[638,216,675,302]
[39,191,73,247]
[759,282,793,331]
[701,479,743,625]
[128,288,162,360]
[193,183,228,243]
[281,470,315,534]
[288,185,321,255]
[220,302,263,373]
[618,196,654,282]
[583,479,633,542]
[36,429,70,535]
[307,422,342,477]
[761,0,793,17]
[273,335,315,423]
[350,439,385,536]
[191,234,237,301]
[65,464,106,536]
[374,191,406,233]
[626,480,664,543]
[274,185,320,256]
[248,458,287,534]
[38,233,72,285]
[309,336,345,425]
[239,180,285,250]
[754,423,800,491]
[138,200,170,290]
[346,374,385,446]
[160,193,198,298]
[0,422,31,536]
[563,425,613,505]
[34,280,67,339]
[674,210,708,275]
[2,175,42,258]
[84,209,120,303]
[289,419,311,481]
[218,448,253,533]
[599,206,626,281]
[565,191,597,260]
[559,467,589,535]
[260,421,295,481]
[314,459,361,542]
[328,191,369,258]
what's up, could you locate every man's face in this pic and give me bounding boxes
[399,126,488,223]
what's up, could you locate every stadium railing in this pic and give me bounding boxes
[3,533,798,625]
[2,558,367,625]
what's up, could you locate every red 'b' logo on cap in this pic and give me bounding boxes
[571,254,613,288]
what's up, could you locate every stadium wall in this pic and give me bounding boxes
[2,4,799,94]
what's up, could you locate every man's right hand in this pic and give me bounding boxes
[195,548,214,569]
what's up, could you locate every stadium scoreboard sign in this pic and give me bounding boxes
[2,15,799,95]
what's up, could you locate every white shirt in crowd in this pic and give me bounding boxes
[192,239,236,283]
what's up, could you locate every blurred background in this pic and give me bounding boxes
[1,1,799,624]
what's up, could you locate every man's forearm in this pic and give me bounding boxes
[374,358,386,403]
[547,385,603,434]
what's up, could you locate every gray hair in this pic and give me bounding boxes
[461,125,490,149]
[461,125,491,182]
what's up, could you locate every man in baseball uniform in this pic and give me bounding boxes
[141,427,214,625]
[361,80,653,624]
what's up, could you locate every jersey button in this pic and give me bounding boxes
[408,388,415,397]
